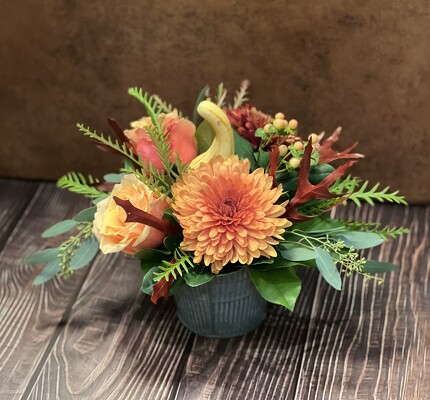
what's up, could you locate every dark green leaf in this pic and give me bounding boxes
[292,216,346,234]
[362,259,399,273]
[183,266,214,287]
[33,260,61,285]
[24,248,59,265]
[314,247,342,290]
[234,131,257,170]
[42,220,78,238]
[195,120,215,153]
[74,207,97,222]
[136,249,170,272]
[248,267,301,311]
[170,277,186,294]
[255,150,270,170]
[70,236,99,270]
[192,85,209,125]
[162,208,177,224]
[163,235,182,253]
[336,232,384,249]
[280,247,317,261]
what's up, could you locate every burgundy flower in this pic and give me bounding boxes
[226,104,272,149]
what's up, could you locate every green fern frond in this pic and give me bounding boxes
[152,94,183,117]
[77,124,146,170]
[57,172,106,198]
[344,220,410,239]
[330,175,362,195]
[348,181,408,206]
[153,249,195,283]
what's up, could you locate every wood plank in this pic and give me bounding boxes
[0,183,92,399]
[0,178,38,250]
[27,253,193,400]
[294,204,430,400]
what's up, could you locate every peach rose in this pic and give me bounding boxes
[92,174,169,254]
[125,110,198,172]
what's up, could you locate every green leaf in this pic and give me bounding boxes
[103,173,123,183]
[163,235,182,253]
[314,247,342,290]
[24,248,59,265]
[361,259,400,273]
[136,249,170,272]
[141,266,160,295]
[255,128,269,138]
[170,277,186,294]
[42,220,78,238]
[162,208,177,224]
[74,207,97,222]
[248,267,301,311]
[280,247,317,261]
[195,120,215,153]
[336,232,384,249]
[33,260,61,285]
[192,85,209,125]
[70,236,99,270]
[256,150,270,170]
[183,266,214,287]
[234,131,257,170]
[292,216,346,234]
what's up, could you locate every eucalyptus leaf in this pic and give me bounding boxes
[314,247,342,290]
[42,220,78,238]
[183,267,214,287]
[362,259,399,273]
[292,216,346,234]
[70,236,99,270]
[103,173,123,183]
[336,232,384,249]
[280,247,317,262]
[234,131,257,170]
[33,260,61,285]
[24,248,59,265]
[141,266,161,295]
[74,207,97,222]
[248,267,301,311]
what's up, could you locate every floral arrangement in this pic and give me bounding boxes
[25,81,408,311]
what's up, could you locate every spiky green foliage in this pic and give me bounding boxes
[152,94,183,117]
[77,124,146,170]
[214,82,227,107]
[120,166,167,196]
[57,172,106,198]
[330,175,362,196]
[153,249,195,283]
[343,220,410,240]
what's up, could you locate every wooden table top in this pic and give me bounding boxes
[0,179,428,400]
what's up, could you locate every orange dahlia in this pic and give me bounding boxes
[171,156,292,273]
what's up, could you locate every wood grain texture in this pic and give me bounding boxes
[0,183,91,399]
[0,179,38,250]
[27,253,193,400]
[294,204,430,400]
[0,179,428,400]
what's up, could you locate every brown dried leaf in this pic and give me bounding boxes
[318,127,364,164]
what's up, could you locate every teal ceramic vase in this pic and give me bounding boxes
[174,268,267,338]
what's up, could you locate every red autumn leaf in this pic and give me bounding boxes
[151,277,173,304]
[317,127,364,164]
[268,145,280,187]
[283,141,356,222]
[113,197,181,235]
[107,118,130,144]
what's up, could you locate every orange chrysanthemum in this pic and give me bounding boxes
[171,155,292,273]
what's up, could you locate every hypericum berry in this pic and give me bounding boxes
[278,144,288,157]
[275,112,285,120]
[293,141,304,150]
[264,123,272,134]
[289,157,301,169]
[273,118,287,130]
[288,119,298,129]
[308,133,318,144]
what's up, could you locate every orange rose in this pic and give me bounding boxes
[125,111,198,171]
[92,174,169,254]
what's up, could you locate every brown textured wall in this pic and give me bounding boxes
[0,1,429,203]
